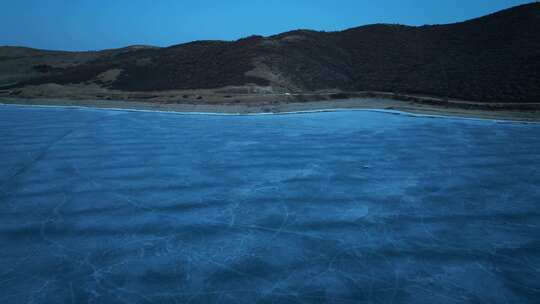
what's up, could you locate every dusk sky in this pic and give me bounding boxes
[0,0,533,51]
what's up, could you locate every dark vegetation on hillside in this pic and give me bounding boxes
[3,3,540,103]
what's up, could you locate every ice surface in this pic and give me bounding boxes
[1,105,539,303]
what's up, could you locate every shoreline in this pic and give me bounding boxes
[1,96,540,122]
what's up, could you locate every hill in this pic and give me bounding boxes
[1,3,539,103]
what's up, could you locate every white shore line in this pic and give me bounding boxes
[1,102,538,124]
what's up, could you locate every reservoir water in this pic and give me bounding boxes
[1,104,539,303]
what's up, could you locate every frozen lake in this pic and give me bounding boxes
[1,104,539,303]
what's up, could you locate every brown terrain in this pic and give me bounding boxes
[0,3,539,119]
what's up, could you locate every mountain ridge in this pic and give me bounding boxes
[1,2,539,103]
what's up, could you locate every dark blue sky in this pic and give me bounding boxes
[0,0,532,51]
